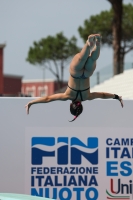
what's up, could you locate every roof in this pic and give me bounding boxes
[22,79,58,83]
[0,44,6,48]
[90,69,133,99]
[4,74,23,79]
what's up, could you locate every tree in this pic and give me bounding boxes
[107,0,123,75]
[78,3,133,75]
[26,32,80,90]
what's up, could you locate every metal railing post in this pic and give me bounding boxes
[97,71,100,85]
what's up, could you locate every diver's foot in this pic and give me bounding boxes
[95,34,102,46]
[87,34,96,47]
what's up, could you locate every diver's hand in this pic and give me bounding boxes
[119,96,124,108]
[25,102,32,114]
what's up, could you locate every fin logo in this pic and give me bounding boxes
[31,137,98,165]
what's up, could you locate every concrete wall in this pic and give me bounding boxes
[0,98,133,200]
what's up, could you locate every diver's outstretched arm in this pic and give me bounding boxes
[88,92,123,108]
[25,93,69,114]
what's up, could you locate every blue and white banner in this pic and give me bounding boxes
[25,127,133,200]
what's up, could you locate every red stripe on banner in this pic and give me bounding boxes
[111,179,117,194]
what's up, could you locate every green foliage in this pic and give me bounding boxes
[122,4,133,42]
[78,4,133,45]
[26,32,80,66]
[78,10,113,45]
[26,32,80,89]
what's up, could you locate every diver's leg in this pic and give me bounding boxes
[91,35,101,61]
[69,35,95,72]
[84,35,101,75]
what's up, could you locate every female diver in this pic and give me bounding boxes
[25,34,123,122]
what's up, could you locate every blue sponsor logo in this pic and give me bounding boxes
[31,137,98,165]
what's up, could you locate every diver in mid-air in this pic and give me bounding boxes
[25,34,123,121]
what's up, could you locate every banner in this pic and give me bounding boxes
[25,127,133,200]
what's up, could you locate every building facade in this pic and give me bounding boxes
[0,44,67,97]
[22,80,67,97]
[0,44,23,96]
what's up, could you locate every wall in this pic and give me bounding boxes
[0,98,133,200]
[4,76,22,96]
[0,47,4,94]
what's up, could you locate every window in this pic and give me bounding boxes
[38,85,48,97]
[40,90,46,97]
[28,91,34,97]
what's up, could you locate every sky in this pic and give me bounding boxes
[0,0,133,81]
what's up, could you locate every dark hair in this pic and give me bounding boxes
[69,101,83,122]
